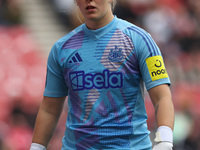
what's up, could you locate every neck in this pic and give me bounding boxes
[85,11,114,30]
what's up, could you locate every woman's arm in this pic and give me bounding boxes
[148,84,174,130]
[31,96,66,148]
[148,84,175,150]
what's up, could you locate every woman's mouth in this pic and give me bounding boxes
[86,5,96,11]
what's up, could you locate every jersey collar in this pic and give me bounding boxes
[82,16,117,40]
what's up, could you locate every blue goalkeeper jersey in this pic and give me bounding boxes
[44,16,170,150]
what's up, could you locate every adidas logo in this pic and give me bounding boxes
[69,52,83,64]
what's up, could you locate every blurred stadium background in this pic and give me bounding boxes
[0,0,200,149]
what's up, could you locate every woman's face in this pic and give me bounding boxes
[76,0,113,22]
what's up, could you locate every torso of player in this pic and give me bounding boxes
[60,28,140,94]
[57,18,152,150]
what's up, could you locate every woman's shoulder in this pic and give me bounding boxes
[54,24,84,48]
[116,17,148,36]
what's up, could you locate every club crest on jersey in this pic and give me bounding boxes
[108,45,124,62]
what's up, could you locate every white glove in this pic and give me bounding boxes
[152,142,173,150]
[153,126,173,150]
[30,143,46,150]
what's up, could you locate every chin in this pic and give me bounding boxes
[85,14,101,21]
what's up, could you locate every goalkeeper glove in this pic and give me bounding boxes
[152,126,173,150]
[153,142,173,150]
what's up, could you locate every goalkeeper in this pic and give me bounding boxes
[30,0,174,149]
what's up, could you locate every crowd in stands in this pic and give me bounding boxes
[0,26,48,149]
[0,0,200,149]
[0,0,22,26]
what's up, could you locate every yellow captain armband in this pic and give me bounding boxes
[145,55,169,81]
